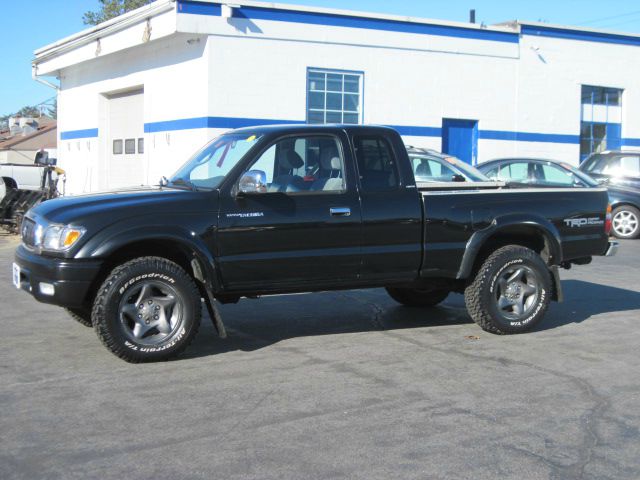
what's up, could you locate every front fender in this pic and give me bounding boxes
[457,213,563,280]
[76,220,220,290]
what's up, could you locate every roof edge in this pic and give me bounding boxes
[33,0,175,62]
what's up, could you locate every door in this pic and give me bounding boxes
[441,118,478,165]
[352,133,423,282]
[216,132,362,291]
[107,89,145,189]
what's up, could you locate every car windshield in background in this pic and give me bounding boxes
[409,153,490,182]
[169,133,262,190]
[582,153,640,177]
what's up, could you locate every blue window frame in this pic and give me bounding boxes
[307,68,363,124]
[580,85,623,160]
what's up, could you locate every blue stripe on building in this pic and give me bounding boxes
[622,138,640,147]
[521,25,640,48]
[142,116,583,145]
[176,0,518,43]
[60,128,99,140]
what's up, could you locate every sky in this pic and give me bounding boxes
[1,0,639,117]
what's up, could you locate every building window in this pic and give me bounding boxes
[307,68,363,124]
[125,138,136,154]
[113,139,123,155]
[580,85,623,160]
[581,85,621,106]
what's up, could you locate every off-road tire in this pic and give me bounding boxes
[65,307,93,327]
[611,205,640,239]
[385,287,450,307]
[92,257,201,363]
[464,245,551,334]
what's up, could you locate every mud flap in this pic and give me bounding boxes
[203,286,227,338]
[550,265,563,302]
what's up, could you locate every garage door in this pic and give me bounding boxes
[108,89,145,189]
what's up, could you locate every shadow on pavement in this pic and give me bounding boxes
[182,291,472,359]
[182,279,640,360]
[536,279,640,331]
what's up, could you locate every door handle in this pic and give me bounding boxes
[330,207,351,217]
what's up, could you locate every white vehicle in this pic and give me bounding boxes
[0,163,47,191]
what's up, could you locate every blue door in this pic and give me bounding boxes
[441,119,478,165]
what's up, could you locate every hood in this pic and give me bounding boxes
[29,186,217,226]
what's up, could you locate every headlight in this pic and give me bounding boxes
[40,224,86,251]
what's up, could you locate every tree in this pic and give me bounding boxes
[47,99,57,120]
[83,0,154,25]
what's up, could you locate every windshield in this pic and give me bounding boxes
[560,163,599,187]
[582,153,640,177]
[409,153,490,182]
[169,133,262,190]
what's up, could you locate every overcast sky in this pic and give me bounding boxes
[1,0,639,117]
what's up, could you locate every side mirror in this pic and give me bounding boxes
[238,169,267,194]
[451,174,466,182]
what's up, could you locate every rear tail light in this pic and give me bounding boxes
[605,204,612,235]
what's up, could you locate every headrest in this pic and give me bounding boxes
[320,149,341,170]
[280,150,304,170]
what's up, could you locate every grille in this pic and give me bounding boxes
[21,217,37,247]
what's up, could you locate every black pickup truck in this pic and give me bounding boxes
[13,125,617,362]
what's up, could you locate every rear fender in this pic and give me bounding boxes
[457,214,563,280]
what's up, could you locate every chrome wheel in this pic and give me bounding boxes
[612,209,639,238]
[118,280,184,346]
[495,265,540,320]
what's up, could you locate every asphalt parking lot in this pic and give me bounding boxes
[1,233,639,480]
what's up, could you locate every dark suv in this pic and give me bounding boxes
[580,151,640,190]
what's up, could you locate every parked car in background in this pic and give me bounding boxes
[0,177,5,201]
[407,147,491,183]
[478,158,640,239]
[580,150,640,190]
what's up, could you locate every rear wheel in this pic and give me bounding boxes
[611,205,640,239]
[464,245,551,334]
[92,257,201,363]
[385,287,450,307]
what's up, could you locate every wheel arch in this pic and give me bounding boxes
[2,176,18,189]
[79,232,219,308]
[457,215,562,281]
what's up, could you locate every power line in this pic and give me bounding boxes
[576,9,640,26]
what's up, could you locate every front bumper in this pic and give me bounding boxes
[605,241,619,257]
[13,244,103,308]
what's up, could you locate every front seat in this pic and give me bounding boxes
[311,149,343,191]
[269,150,305,192]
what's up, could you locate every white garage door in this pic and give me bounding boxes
[108,89,145,189]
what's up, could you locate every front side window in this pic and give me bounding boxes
[307,69,363,125]
[354,136,399,191]
[245,135,346,193]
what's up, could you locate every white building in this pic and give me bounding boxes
[32,0,640,194]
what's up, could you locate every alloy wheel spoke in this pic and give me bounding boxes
[522,283,537,296]
[512,296,525,315]
[506,268,524,283]
[498,295,514,310]
[121,303,139,320]
[135,283,153,306]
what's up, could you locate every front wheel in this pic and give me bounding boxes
[611,205,640,239]
[92,257,202,363]
[464,245,551,334]
[385,287,450,307]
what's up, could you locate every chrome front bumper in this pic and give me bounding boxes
[605,241,619,257]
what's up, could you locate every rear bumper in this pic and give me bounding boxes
[13,245,103,308]
[605,241,619,257]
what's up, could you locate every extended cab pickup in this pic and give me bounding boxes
[13,125,617,362]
